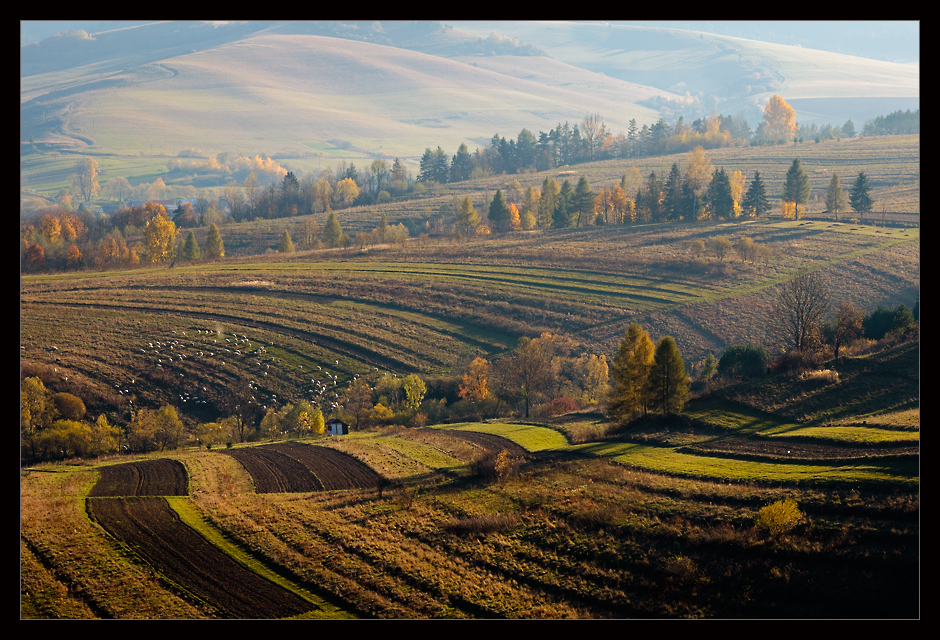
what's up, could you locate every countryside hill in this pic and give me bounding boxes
[20,21,919,619]
[21,20,919,167]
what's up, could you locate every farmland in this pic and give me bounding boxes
[20,138,918,619]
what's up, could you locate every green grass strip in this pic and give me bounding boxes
[442,422,570,452]
[165,497,355,619]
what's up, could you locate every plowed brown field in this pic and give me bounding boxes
[265,442,383,490]
[88,458,188,497]
[221,446,323,493]
[428,429,530,457]
[86,496,315,619]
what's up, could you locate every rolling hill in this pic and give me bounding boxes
[20,20,919,166]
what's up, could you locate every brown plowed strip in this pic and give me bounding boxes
[88,459,189,497]
[264,442,383,490]
[221,447,323,493]
[429,428,529,456]
[86,496,314,619]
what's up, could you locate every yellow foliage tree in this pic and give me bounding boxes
[459,357,491,402]
[144,214,178,263]
[508,202,522,231]
[762,95,797,143]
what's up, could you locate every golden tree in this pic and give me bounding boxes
[144,214,177,263]
[607,323,655,421]
[459,357,491,403]
[762,95,797,143]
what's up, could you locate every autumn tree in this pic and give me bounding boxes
[459,357,491,402]
[607,323,655,422]
[500,334,569,419]
[828,301,864,359]
[402,374,427,415]
[341,378,374,429]
[647,336,688,416]
[279,229,294,253]
[761,95,797,143]
[826,173,849,220]
[205,223,225,258]
[771,271,831,353]
[707,236,733,262]
[144,214,178,263]
[333,177,360,208]
[70,157,101,202]
[456,195,480,234]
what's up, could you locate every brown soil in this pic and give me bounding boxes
[264,442,384,490]
[683,436,920,461]
[87,458,189,497]
[425,428,530,457]
[86,496,315,619]
[221,446,323,493]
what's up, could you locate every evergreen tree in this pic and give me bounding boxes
[742,170,771,217]
[456,195,480,233]
[554,179,576,228]
[205,223,225,259]
[181,230,200,260]
[417,148,434,183]
[707,168,735,219]
[539,177,560,229]
[450,142,474,182]
[487,189,510,232]
[323,211,344,248]
[849,171,874,215]
[782,158,811,210]
[607,323,655,422]
[573,176,594,226]
[647,336,688,416]
[663,163,683,221]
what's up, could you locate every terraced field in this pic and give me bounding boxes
[19,218,918,427]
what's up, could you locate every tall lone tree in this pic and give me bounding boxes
[647,336,688,417]
[761,95,797,143]
[488,189,510,232]
[205,223,225,259]
[782,158,811,219]
[826,172,849,221]
[849,171,874,217]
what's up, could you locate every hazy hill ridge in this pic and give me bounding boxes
[21,20,918,160]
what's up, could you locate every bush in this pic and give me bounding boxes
[756,499,803,537]
[718,344,769,377]
[863,304,915,340]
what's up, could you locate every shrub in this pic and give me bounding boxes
[718,343,769,377]
[756,499,803,537]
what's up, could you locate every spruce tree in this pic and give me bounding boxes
[607,323,655,423]
[323,211,344,248]
[849,171,874,215]
[783,158,811,210]
[279,229,294,253]
[487,189,510,232]
[182,230,200,260]
[826,173,849,220]
[743,170,771,217]
[573,176,594,226]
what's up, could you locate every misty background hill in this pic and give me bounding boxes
[20,20,919,165]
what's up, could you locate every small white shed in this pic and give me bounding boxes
[326,418,349,436]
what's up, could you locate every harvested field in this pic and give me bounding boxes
[221,447,322,493]
[429,428,530,457]
[264,442,384,490]
[682,436,920,462]
[85,496,315,619]
[88,459,188,497]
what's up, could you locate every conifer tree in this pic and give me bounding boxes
[573,176,594,226]
[205,223,225,259]
[826,173,849,220]
[647,336,688,416]
[782,158,811,215]
[279,229,294,253]
[743,170,771,217]
[488,189,510,232]
[182,230,200,260]
[849,171,874,216]
[607,323,656,423]
[323,211,344,248]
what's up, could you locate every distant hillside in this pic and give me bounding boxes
[20,20,919,164]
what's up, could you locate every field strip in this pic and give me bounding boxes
[165,497,354,619]
[440,422,571,452]
[571,441,918,487]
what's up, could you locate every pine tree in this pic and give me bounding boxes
[323,211,344,248]
[607,323,655,423]
[647,336,688,416]
[663,163,683,221]
[553,179,575,228]
[573,176,594,226]
[181,230,200,260]
[205,223,225,259]
[539,177,559,229]
[849,172,874,215]
[488,189,510,232]
[782,158,811,215]
[743,170,771,217]
[456,195,480,233]
[707,168,735,220]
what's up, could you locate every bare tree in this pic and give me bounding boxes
[771,271,831,353]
